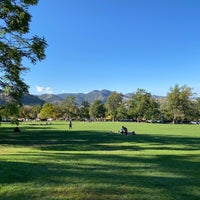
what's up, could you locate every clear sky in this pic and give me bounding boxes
[24,0,200,96]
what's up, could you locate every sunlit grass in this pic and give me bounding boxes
[0,121,200,199]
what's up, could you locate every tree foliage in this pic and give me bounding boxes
[116,102,128,120]
[105,92,123,121]
[20,104,41,119]
[59,96,79,119]
[1,84,199,123]
[0,0,47,101]
[39,103,58,120]
[166,84,193,123]
[0,102,20,124]
[79,100,90,120]
[89,100,105,119]
[128,89,159,121]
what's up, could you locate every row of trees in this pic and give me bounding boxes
[1,84,200,124]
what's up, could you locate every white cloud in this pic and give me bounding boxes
[45,87,53,94]
[36,86,53,94]
[36,86,43,93]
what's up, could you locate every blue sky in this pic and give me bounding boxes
[24,0,200,96]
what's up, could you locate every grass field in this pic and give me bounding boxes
[0,121,200,200]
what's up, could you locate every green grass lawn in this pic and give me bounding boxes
[0,121,200,200]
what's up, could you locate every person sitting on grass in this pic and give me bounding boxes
[14,126,21,133]
[119,126,136,135]
[120,126,128,135]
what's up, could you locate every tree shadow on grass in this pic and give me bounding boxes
[1,126,200,199]
[0,126,200,151]
[0,126,141,150]
[0,126,200,200]
[136,133,200,151]
[0,160,49,184]
[39,130,200,152]
[0,152,199,200]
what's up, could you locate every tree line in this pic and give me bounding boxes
[1,84,200,124]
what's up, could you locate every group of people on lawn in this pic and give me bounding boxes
[12,118,136,135]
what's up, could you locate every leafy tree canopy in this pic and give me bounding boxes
[166,84,193,123]
[39,102,57,120]
[80,100,90,119]
[0,0,47,101]
[105,92,123,121]
[128,89,159,120]
[89,100,105,119]
[60,96,79,119]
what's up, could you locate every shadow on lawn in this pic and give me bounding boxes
[0,126,200,199]
[0,126,200,151]
[0,152,199,199]
[0,160,48,184]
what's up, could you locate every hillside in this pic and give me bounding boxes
[0,90,167,106]
[38,89,113,105]
[0,93,45,106]
[0,90,112,106]
[39,94,63,105]
[21,94,45,105]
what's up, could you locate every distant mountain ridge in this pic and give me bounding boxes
[38,89,113,105]
[0,90,166,106]
[0,90,113,106]
[39,94,63,105]
[0,93,45,106]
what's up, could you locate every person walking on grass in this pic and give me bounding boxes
[69,120,72,129]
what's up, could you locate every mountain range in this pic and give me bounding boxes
[0,89,166,106]
[0,90,117,106]
[0,93,45,106]
[38,90,114,105]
